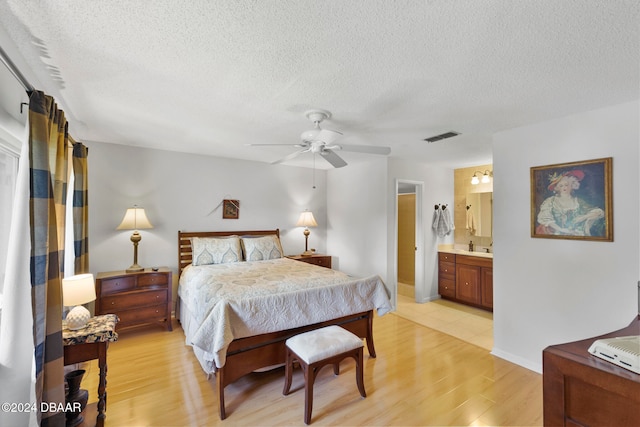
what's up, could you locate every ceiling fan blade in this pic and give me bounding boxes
[271,148,310,165]
[316,129,342,144]
[246,143,304,147]
[332,143,391,155]
[320,149,348,168]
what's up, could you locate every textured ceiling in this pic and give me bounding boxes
[0,0,638,169]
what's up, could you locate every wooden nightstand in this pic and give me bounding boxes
[287,254,332,269]
[95,268,172,331]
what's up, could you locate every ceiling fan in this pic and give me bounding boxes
[248,109,391,168]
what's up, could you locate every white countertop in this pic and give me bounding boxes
[438,247,493,259]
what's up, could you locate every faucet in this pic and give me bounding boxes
[468,240,474,252]
[484,247,490,253]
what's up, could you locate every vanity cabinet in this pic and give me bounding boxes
[438,252,493,311]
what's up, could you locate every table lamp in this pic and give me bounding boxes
[63,273,96,330]
[117,206,154,272]
[296,210,317,256]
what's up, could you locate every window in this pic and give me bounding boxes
[0,143,18,299]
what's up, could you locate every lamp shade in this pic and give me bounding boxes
[296,211,318,228]
[116,207,153,230]
[62,273,96,306]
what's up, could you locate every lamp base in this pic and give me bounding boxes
[66,306,91,330]
[301,250,315,257]
[126,264,144,273]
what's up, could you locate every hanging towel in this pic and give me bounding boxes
[441,207,453,237]
[432,208,441,234]
[466,209,476,236]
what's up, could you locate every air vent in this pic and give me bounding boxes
[424,131,460,143]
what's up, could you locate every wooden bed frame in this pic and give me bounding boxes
[177,229,377,419]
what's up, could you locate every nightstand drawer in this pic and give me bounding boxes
[100,276,136,295]
[287,254,332,269]
[305,257,331,267]
[138,273,169,287]
[116,304,168,326]
[101,289,167,311]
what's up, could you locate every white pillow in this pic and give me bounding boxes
[241,235,284,261]
[191,236,242,266]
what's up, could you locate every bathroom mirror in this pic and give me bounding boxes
[465,192,493,237]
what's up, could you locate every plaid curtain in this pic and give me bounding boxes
[29,91,68,427]
[72,143,89,273]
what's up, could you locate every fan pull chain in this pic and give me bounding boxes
[312,154,316,189]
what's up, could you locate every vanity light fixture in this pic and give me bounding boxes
[471,170,492,185]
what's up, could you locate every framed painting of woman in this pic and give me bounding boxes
[531,157,612,241]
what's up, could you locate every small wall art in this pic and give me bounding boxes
[530,157,612,241]
[223,199,239,219]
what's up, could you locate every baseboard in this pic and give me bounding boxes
[491,347,542,374]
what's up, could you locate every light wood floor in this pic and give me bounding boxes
[395,294,494,351]
[75,312,542,426]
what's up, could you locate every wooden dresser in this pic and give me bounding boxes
[543,315,640,426]
[287,254,332,269]
[95,268,173,331]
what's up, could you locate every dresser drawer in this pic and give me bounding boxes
[100,276,136,295]
[115,304,168,326]
[138,273,169,287]
[101,289,167,312]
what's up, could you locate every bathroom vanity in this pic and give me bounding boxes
[438,250,493,311]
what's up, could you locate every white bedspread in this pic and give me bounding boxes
[178,257,391,368]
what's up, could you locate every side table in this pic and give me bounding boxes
[63,314,119,427]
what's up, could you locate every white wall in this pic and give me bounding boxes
[326,158,388,282]
[325,157,454,309]
[387,158,454,304]
[492,100,639,372]
[87,141,327,297]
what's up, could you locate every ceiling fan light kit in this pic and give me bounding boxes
[248,109,391,169]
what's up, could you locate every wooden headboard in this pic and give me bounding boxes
[178,229,280,276]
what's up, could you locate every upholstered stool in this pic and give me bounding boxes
[283,325,366,424]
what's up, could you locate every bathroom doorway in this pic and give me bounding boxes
[397,192,415,298]
[395,180,424,303]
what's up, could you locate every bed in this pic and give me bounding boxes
[176,229,392,419]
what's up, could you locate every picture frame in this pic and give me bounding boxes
[531,157,612,241]
[222,199,239,219]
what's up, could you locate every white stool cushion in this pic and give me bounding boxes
[286,325,363,364]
